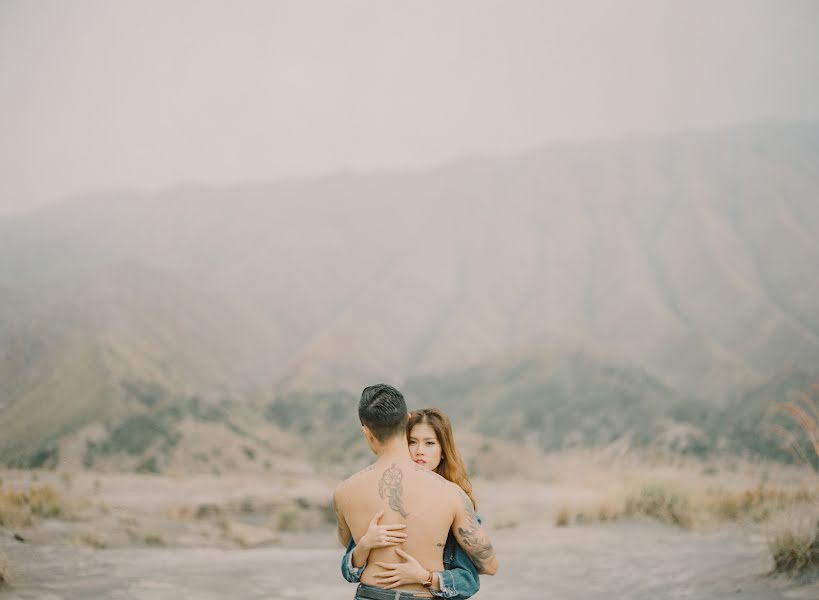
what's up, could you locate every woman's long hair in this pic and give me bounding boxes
[407,408,477,510]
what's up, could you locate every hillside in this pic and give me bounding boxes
[1,122,818,467]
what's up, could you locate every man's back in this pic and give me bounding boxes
[336,459,455,593]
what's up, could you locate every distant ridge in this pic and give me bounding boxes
[1,121,818,465]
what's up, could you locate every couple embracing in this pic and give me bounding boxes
[333,384,498,600]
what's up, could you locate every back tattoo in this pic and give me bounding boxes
[378,463,408,518]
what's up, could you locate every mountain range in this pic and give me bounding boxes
[1,121,817,469]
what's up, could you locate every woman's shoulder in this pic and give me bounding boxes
[413,463,454,488]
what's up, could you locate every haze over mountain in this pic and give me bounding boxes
[1,121,818,467]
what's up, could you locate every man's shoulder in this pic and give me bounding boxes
[334,463,378,497]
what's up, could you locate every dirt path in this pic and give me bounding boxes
[2,521,817,600]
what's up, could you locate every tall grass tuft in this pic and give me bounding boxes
[768,527,819,577]
[769,383,819,472]
[767,384,819,579]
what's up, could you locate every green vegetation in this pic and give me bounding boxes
[407,354,679,452]
[136,457,159,474]
[2,352,817,476]
[81,380,256,472]
[265,390,367,463]
[406,358,819,465]
[95,414,174,456]
[120,379,168,407]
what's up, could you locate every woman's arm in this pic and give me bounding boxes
[434,530,481,599]
[371,517,484,598]
[452,492,497,576]
[341,537,366,582]
[340,510,407,581]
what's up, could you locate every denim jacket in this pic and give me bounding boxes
[340,517,481,600]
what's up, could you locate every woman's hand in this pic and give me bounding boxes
[359,511,408,550]
[373,548,431,589]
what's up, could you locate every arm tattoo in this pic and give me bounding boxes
[456,490,494,571]
[459,490,478,526]
[378,463,408,518]
[456,526,495,571]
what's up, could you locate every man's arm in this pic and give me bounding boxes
[332,489,352,547]
[451,489,498,575]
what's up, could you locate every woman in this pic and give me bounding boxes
[341,408,481,599]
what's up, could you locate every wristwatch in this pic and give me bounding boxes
[422,571,434,588]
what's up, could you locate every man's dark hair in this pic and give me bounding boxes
[358,384,408,442]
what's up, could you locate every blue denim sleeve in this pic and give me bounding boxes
[341,537,366,582]
[431,516,482,599]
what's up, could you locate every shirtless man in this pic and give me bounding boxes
[333,384,498,600]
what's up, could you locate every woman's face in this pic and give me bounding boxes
[408,422,443,472]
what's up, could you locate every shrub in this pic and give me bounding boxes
[195,503,223,519]
[625,484,692,528]
[596,503,620,522]
[144,533,165,547]
[28,486,65,518]
[276,508,301,531]
[77,533,106,549]
[555,506,570,527]
[0,493,32,528]
[769,524,819,577]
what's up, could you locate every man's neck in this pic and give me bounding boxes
[375,436,412,465]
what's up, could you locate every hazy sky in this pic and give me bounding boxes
[1,0,818,215]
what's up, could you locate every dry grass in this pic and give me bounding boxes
[555,506,570,527]
[0,485,70,528]
[492,514,520,529]
[624,483,693,528]
[0,551,11,589]
[768,384,819,471]
[551,479,815,531]
[77,532,107,549]
[167,504,195,521]
[594,502,622,522]
[769,527,819,577]
[707,484,816,523]
[766,383,819,579]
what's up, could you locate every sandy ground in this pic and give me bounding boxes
[2,522,818,600]
[1,459,817,600]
